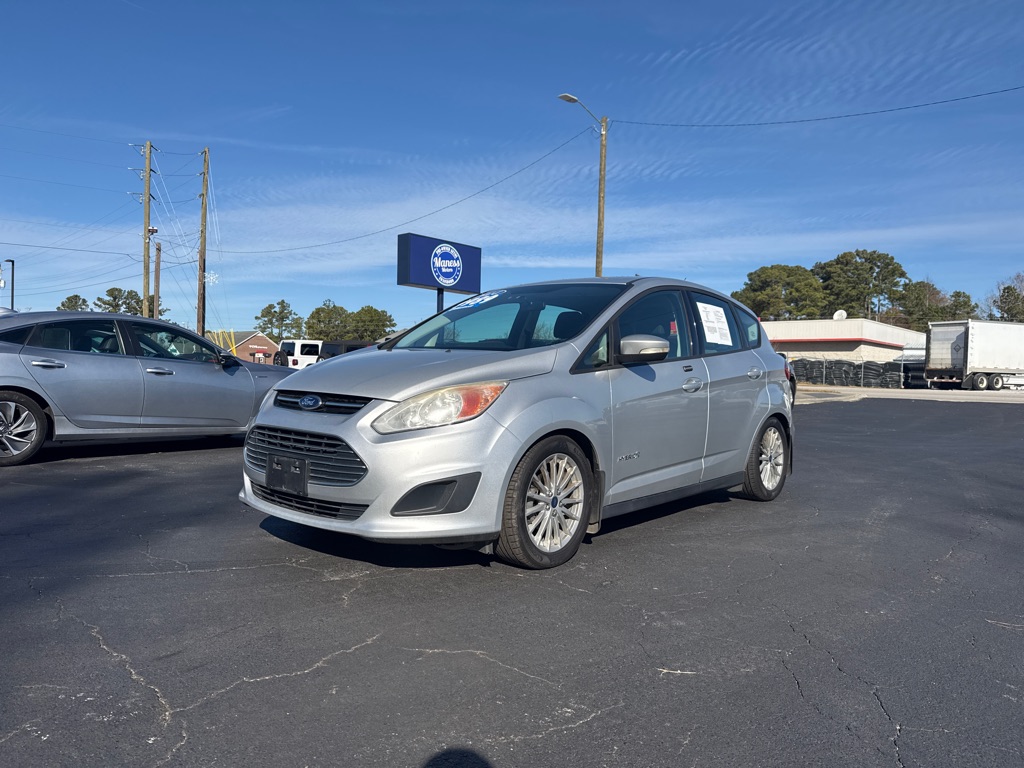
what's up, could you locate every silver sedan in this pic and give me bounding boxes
[240,277,793,569]
[0,311,293,465]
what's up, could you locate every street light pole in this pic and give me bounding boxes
[2,259,12,310]
[559,93,607,277]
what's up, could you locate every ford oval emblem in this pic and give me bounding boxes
[298,394,323,411]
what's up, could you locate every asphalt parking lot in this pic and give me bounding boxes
[2,396,1023,767]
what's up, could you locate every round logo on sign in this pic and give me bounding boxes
[431,244,462,287]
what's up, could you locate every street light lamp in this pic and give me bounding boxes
[559,93,608,277]
[2,259,12,310]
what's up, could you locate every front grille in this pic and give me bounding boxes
[274,390,372,415]
[251,483,367,521]
[245,426,367,486]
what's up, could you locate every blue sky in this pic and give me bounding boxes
[1,0,1022,333]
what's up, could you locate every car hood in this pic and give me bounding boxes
[276,346,559,402]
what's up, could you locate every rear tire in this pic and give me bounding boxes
[973,373,989,391]
[0,391,47,467]
[496,436,594,569]
[741,417,788,501]
[990,374,1004,391]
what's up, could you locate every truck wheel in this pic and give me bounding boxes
[496,436,594,569]
[0,391,47,467]
[990,374,1004,391]
[972,373,989,391]
[741,417,788,501]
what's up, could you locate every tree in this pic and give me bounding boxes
[944,291,977,321]
[895,280,947,332]
[94,287,142,314]
[57,294,90,311]
[305,300,351,340]
[347,305,396,341]
[731,264,826,320]
[254,300,303,342]
[984,272,1024,322]
[812,250,907,319]
[991,284,1024,322]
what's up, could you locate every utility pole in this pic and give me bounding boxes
[196,146,210,335]
[142,140,153,317]
[154,241,161,318]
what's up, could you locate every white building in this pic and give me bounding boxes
[761,318,925,363]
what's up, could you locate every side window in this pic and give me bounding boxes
[615,290,691,361]
[578,329,610,370]
[0,326,33,345]
[30,320,123,354]
[299,343,320,357]
[689,293,743,355]
[130,323,221,363]
[733,306,762,348]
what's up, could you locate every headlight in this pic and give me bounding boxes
[373,381,508,434]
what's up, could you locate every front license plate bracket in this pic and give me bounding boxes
[267,455,309,497]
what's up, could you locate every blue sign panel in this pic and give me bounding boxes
[397,233,481,295]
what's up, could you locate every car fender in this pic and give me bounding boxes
[496,394,610,481]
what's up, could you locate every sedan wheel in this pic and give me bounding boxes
[0,391,47,467]
[742,417,788,501]
[497,436,593,569]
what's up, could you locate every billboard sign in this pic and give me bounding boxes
[397,233,481,295]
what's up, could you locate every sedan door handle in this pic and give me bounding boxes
[682,377,704,393]
[747,367,764,380]
[30,359,67,369]
[145,367,175,376]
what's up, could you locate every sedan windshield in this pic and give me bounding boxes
[393,283,627,351]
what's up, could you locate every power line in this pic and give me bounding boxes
[617,84,1024,128]
[0,121,128,145]
[217,126,593,255]
[0,173,130,194]
[0,240,134,256]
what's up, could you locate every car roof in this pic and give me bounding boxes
[0,310,193,332]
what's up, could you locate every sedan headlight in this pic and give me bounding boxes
[373,381,508,434]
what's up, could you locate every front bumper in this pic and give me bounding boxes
[239,401,521,544]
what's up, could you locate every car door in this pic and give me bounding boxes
[604,289,709,505]
[687,291,769,482]
[19,319,144,428]
[125,321,256,429]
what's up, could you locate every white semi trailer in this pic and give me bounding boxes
[925,319,1024,390]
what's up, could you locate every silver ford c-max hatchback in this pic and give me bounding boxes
[240,277,793,568]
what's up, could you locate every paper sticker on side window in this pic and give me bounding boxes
[695,302,733,347]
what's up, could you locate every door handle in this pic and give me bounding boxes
[682,377,704,393]
[747,367,764,380]
[30,359,67,369]
[145,367,175,376]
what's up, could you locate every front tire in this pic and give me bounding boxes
[496,436,594,569]
[741,417,788,501]
[973,373,989,391]
[0,391,47,467]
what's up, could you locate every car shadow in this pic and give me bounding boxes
[30,434,245,464]
[258,488,742,570]
[259,516,494,570]
[592,488,737,537]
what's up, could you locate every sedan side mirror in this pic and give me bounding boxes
[218,353,241,368]
[618,334,670,364]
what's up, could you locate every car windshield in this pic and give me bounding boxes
[392,283,627,351]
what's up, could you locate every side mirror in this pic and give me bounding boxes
[219,353,241,368]
[618,334,670,364]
